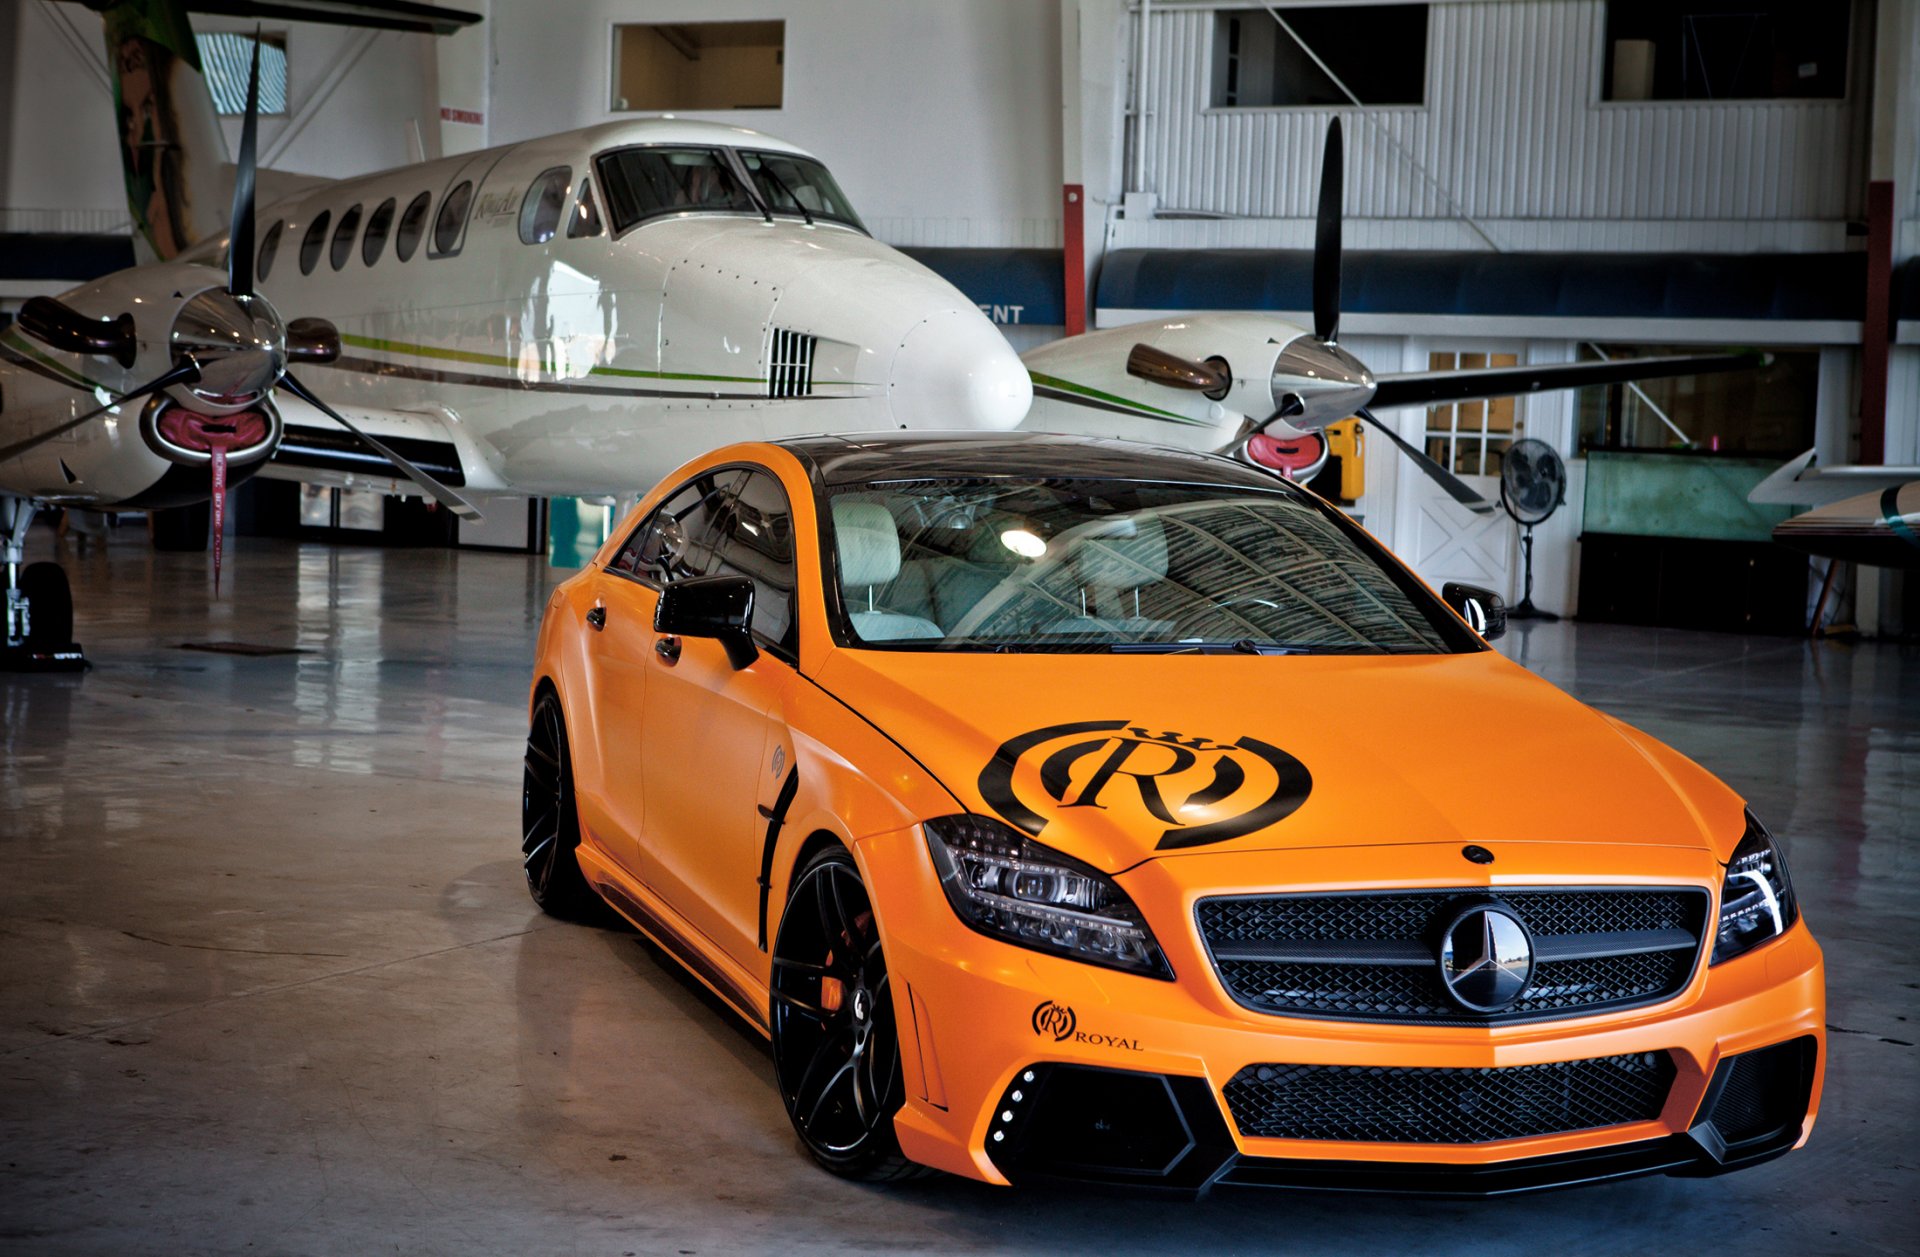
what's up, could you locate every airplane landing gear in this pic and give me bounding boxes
[2,496,86,672]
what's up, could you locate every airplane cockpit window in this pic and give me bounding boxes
[298,210,331,276]
[737,151,866,232]
[594,147,757,232]
[567,178,604,239]
[519,167,572,245]
[433,180,474,256]
[330,203,363,271]
[395,191,431,262]
[362,197,396,266]
[257,220,283,280]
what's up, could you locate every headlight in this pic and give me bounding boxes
[1712,811,1799,965]
[923,814,1173,980]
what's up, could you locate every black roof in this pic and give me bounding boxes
[777,432,1294,492]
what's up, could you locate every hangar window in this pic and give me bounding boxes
[567,179,603,239]
[362,198,395,266]
[395,191,431,262]
[518,167,572,245]
[1424,352,1521,477]
[1603,2,1851,102]
[432,180,473,257]
[329,203,362,271]
[257,219,283,280]
[1575,345,1817,455]
[1212,5,1427,108]
[610,21,784,112]
[595,148,757,232]
[298,209,330,276]
[195,31,289,115]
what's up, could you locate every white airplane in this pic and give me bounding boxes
[0,0,1763,669]
[1749,451,1920,570]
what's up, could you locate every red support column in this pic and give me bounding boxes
[1063,184,1086,337]
[1862,179,1893,464]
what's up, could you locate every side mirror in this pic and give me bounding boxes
[654,575,759,669]
[1442,582,1507,641]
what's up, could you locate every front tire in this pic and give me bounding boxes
[520,690,603,920]
[770,845,924,1181]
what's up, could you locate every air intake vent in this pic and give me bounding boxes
[768,328,816,399]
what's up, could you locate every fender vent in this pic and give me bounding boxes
[768,328,815,399]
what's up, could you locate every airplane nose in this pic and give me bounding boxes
[886,308,1031,432]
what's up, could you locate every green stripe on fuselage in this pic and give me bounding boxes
[1027,370,1209,426]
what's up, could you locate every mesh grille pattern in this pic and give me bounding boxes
[1198,888,1708,1024]
[1224,1053,1676,1143]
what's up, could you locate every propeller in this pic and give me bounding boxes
[1312,116,1343,344]
[1354,407,1491,515]
[8,30,479,590]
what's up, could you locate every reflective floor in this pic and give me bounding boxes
[2,528,1914,1255]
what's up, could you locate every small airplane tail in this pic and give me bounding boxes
[95,0,232,262]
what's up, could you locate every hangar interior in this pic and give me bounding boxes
[1,1,1916,1253]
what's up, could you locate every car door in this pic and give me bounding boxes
[639,467,802,968]
[576,469,747,877]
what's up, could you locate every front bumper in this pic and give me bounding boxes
[855,830,1827,1195]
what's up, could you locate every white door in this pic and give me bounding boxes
[1389,344,1523,597]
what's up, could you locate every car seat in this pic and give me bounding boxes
[832,500,944,641]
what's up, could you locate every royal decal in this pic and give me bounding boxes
[982,720,1312,851]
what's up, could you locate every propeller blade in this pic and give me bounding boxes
[227,30,262,298]
[1312,117,1343,344]
[1356,406,1494,515]
[1369,351,1767,411]
[0,360,202,464]
[1125,343,1231,394]
[279,372,483,520]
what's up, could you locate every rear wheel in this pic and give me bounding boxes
[520,690,603,920]
[20,563,72,648]
[770,845,924,1181]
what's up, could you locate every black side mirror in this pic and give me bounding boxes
[654,575,759,669]
[1442,582,1507,641]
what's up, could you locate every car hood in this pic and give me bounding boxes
[813,646,1747,873]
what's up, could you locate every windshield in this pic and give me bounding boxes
[738,150,866,231]
[821,478,1474,654]
[595,146,758,231]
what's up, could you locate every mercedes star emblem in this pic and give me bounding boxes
[1438,903,1535,1012]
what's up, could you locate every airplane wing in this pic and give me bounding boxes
[1748,450,1920,507]
[257,392,498,503]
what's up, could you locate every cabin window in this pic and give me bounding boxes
[395,192,431,262]
[1602,1,1850,101]
[1210,5,1428,107]
[329,204,363,271]
[518,167,572,245]
[257,220,284,280]
[362,198,396,266]
[567,178,603,238]
[610,21,784,112]
[298,210,331,275]
[194,31,288,115]
[432,180,473,256]
[595,148,757,232]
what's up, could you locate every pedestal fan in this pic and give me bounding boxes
[1499,438,1567,621]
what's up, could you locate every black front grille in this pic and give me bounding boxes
[1224,1053,1676,1144]
[1197,888,1710,1024]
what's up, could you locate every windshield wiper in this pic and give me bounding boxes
[1109,640,1311,655]
[756,164,815,225]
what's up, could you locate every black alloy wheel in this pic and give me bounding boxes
[770,846,924,1181]
[520,690,603,920]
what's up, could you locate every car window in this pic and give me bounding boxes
[330,203,363,271]
[257,219,283,280]
[608,469,748,585]
[519,166,571,245]
[362,197,396,265]
[432,180,473,256]
[395,191,431,261]
[705,469,798,655]
[298,210,331,275]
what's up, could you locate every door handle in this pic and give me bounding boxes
[654,635,682,664]
[585,606,607,631]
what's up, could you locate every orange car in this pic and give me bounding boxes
[524,433,1823,1194]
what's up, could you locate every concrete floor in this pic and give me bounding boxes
[1,527,1914,1256]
